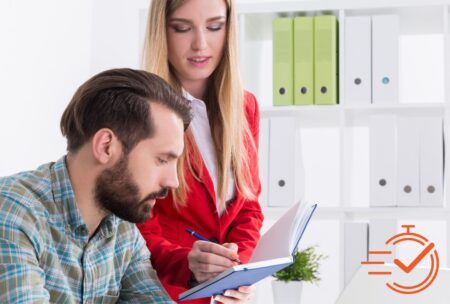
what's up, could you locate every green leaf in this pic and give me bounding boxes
[272,246,327,283]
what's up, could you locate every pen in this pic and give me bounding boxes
[185,228,211,242]
[185,228,242,264]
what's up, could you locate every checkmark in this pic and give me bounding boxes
[394,242,435,274]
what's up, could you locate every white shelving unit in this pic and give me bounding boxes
[263,206,450,221]
[237,0,450,303]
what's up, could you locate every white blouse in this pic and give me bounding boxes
[183,90,235,214]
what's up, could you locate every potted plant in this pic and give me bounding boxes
[272,246,326,304]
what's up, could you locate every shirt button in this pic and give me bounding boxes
[77,226,88,235]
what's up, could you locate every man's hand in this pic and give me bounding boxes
[188,241,240,283]
[213,285,255,303]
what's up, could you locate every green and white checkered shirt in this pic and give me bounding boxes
[0,156,174,303]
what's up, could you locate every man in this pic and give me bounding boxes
[0,68,190,303]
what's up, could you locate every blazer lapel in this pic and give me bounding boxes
[199,159,217,208]
[187,146,218,210]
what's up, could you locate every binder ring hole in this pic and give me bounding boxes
[354,78,361,85]
[382,77,390,84]
[404,185,412,193]
[278,180,285,187]
[427,185,435,193]
[320,86,327,94]
[379,179,387,186]
[300,87,307,94]
[279,87,286,95]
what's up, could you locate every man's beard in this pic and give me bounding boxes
[94,155,168,223]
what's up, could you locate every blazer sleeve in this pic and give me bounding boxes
[224,91,264,263]
[136,210,192,290]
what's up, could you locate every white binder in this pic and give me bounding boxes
[258,118,270,207]
[419,117,444,206]
[397,117,420,206]
[344,16,371,104]
[369,115,397,206]
[372,15,399,104]
[369,219,397,263]
[344,222,368,287]
[268,117,303,206]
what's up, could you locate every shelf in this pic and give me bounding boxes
[260,105,340,118]
[237,0,450,14]
[342,103,445,110]
[343,103,446,117]
[344,207,450,220]
[260,103,446,118]
[262,206,343,220]
[262,206,450,220]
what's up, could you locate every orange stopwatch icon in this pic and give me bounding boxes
[361,224,439,295]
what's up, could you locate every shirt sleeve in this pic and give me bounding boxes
[118,230,175,304]
[137,212,192,291]
[0,195,50,303]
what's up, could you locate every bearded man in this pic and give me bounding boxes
[0,68,191,303]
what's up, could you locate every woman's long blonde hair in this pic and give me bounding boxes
[143,0,257,213]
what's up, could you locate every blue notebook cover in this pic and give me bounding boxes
[178,203,317,301]
[179,260,293,300]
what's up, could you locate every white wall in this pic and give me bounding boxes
[0,0,297,176]
[0,0,92,175]
[0,0,149,176]
[90,0,149,74]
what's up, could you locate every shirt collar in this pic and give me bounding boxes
[182,88,195,101]
[182,89,207,111]
[51,156,119,238]
[51,156,85,232]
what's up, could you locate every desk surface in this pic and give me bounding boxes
[336,264,450,304]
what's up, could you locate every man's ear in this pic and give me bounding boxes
[91,128,122,165]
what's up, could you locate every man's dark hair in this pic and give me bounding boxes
[60,68,191,153]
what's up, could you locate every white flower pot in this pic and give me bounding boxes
[271,280,303,304]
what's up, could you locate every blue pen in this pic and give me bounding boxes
[185,228,242,264]
[185,228,213,242]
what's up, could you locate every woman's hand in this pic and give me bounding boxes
[188,241,240,283]
[213,285,255,303]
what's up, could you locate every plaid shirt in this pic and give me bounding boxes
[0,156,174,303]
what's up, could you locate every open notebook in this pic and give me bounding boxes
[178,201,318,301]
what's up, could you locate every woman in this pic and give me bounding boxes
[138,0,263,303]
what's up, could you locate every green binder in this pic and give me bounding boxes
[273,17,294,106]
[294,16,314,105]
[314,15,338,105]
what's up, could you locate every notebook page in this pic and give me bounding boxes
[249,202,302,263]
[290,203,317,254]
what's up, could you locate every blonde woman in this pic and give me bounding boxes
[137,0,263,303]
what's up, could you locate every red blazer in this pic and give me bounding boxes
[137,91,264,303]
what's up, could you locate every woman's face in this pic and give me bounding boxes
[166,0,227,93]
